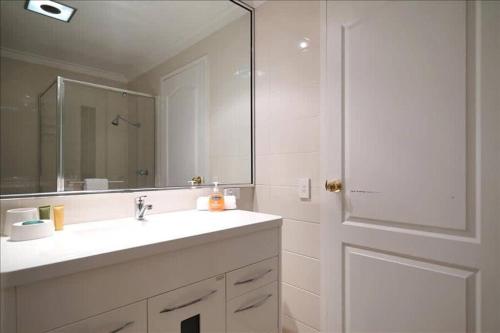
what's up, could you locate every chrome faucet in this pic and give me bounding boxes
[135,195,153,220]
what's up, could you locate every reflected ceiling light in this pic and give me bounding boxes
[25,0,77,22]
[299,37,310,50]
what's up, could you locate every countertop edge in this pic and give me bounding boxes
[1,217,282,289]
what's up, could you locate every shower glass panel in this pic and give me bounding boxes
[59,78,155,191]
[39,82,58,193]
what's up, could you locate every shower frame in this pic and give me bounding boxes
[44,76,155,192]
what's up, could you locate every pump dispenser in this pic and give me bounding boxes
[208,182,225,211]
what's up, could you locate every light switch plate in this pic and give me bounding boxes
[297,178,310,199]
[223,187,240,199]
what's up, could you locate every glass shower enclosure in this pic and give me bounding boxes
[39,77,155,192]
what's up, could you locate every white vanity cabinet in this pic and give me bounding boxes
[226,257,278,300]
[227,282,279,333]
[148,275,226,333]
[0,211,282,333]
[47,301,148,333]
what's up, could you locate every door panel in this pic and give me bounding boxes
[322,1,499,332]
[345,246,474,333]
[345,0,467,230]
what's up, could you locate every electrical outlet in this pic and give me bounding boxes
[297,178,311,199]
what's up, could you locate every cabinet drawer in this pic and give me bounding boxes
[48,300,147,333]
[148,275,225,333]
[226,257,278,300]
[227,281,278,333]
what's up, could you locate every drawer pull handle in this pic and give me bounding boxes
[234,293,273,313]
[110,321,134,333]
[234,269,273,286]
[160,289,217,314]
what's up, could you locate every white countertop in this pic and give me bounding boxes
[1,210,281,288]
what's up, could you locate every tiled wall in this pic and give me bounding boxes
[0,187,254,233]
[254,1,321,332]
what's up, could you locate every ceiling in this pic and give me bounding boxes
[0,1,248,82]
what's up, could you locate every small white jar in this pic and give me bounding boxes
[3,208,39,236]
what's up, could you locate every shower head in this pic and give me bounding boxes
[111,115,140,128]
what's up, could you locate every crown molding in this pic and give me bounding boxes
[0,48,128,83]
[128,5,246,82]
[240,0,266,8]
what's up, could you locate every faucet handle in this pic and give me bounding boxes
[136,195,147,203]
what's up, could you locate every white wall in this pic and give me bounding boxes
[253,1,321,332]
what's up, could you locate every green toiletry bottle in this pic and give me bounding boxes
[39,205,51,220]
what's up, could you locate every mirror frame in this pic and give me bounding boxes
[0,0,254,199]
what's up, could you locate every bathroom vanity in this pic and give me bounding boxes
[0,210,282,333]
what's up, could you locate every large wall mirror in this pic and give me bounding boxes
[0,0,253,196]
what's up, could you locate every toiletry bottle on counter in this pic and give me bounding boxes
[53,205,64,231]
[38,205,51,220]
[208,182,224,212]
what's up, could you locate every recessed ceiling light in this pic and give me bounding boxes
[25,0,77,23]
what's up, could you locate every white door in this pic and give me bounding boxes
[159,57,208,187]
[321,1,500,332]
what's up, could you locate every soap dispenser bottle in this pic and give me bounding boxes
[208,182,225,212]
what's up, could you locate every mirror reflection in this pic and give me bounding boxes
[0,0,252,195]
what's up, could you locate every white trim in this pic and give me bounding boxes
[240,0,266,8]
[154,96,162,188]
[0,47,128,83]
[159,56,209,187]
[319,1,332,332]
[160,56,208,82]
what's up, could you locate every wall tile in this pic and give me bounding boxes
[237,186,254,211]
[0,187,254,232]
[268,186,320,223]
[282,250,320,294]
[283,314,320,333]
[268,83,320,124]
[255,155,271,185]
[282,219,320,258]
[268,153,319,187]
[255,114,271,156]
[257,2,320,64]
[269,116,319,154]
[253,185,271,214]
[282,282,321,330]
[255,0,322,329]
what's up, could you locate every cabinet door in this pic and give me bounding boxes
[48,300,147,333]
[148,275,225,333]
[227,282,278,333]
[226,257,278,300]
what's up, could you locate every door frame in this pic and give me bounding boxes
[319,1,336,331]
[159,56,209,187]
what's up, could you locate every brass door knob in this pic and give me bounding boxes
[192,176,203,185]
[325,179,343,192]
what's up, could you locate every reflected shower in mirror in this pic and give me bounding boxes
[0,0,252,195]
